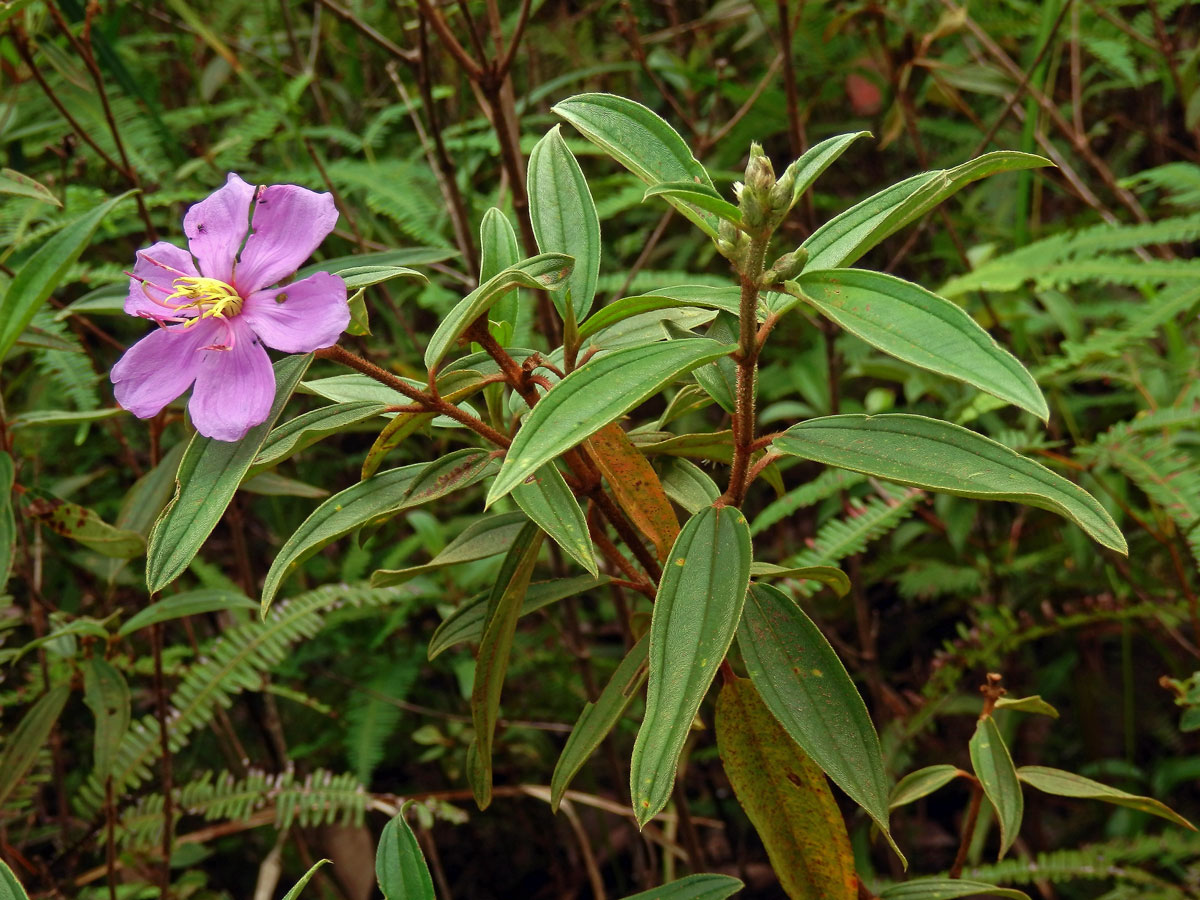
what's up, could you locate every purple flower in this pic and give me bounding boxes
[111,173,350,441]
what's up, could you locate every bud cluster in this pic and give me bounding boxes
[760,247,808,286]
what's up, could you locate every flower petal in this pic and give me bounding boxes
[184,173,255,283]
[188,319,276,441]
[125,242,200,319]
[110,319,220,419]
[241,272,350,353]
[234,184,339,294]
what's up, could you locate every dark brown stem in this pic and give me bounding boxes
[316,345,511,447]
[722,233,769,507]
[413,0,485,79]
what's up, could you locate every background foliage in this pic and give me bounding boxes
[2,0,1200,898]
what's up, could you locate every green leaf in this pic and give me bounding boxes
[631,505,752,826]
[0,684,70,808]
[889,765,965,810]
[802,152,1050,270]
[429,574,611,660]
[553,92,718,236]
[281,859,331,900]
[488,339,734,504]
[240,471,328,498]
[0,168,61,206]
[425,254,573,371]
[618,873,744,900]
[0,190,134,363]
[82,658,130,781]
[513,463,597,575]
[1017,765,1196,829]
[470,522,544,809]
[747,563,850,597]
[777,132,872,216]
[676,311,737,413]
[376,805,435,900]
[146,355,312,594]
[970,715,1023,859]
[118,589,259,636]
[643,182,741,225]
[25,491,145,559]
[716,676,857,900]
[337,265,427,290]
[252,401,390,476]
[8,408,124,429]
[658,457,721,513]
[529,125,603,322]
[773,414,1127,553]
[551,633,649,811]
[878,878,1031,900]
[994,695,1059,718]
[578,285,741,342]
[787,270,1047,420]
[480,208,521,340]
[261,450,496,614]
[738,582,902,863]
[0,451,14,592]
[0,857,31,900]
[373,512,530,590]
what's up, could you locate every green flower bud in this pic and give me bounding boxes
[740,190,767,228]
[768,167,796,216]
[769,247,809,281]
[718,217,739,246]
[744,143,775,198]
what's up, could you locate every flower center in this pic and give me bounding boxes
[165,276,244,324]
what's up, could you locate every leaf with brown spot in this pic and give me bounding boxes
[586,423,678,561]
[716,676,857,900]
[26,491,145,559]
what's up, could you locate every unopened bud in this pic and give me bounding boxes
[744,143,775,197]
[740,190,767,229]
[718,217,738,245]
[768,167,796,215]
[770,247,808,281]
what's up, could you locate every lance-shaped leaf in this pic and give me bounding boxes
[147,355,311,593]
[1,452,16,592]
[83,658,130,781]
[631,505,752,826]
[802,152,1050,270]
[429,574,610,660]
[667,312,737,413]
[529,126,602,323]
[489,339,734,504]
[716,676,857,900]
[26,492,145,559]
[643,182,741,225]
[970,715,1023,859]
[658,457,721,513]
[738,582,902,864]
[425,254,573,371]
[995,696,1059,718]
[619,873,744,900]
[0,168,61,206]
[513,463,597,574]
[0,190,134,363]
[261,450,496,614]
[889,765,965,810]
[747,563,850,597]
[480,208,521,341]
[338,265,426,290]
[586,423,679,562]
[281,860,331,900]
[250,401,389,476]
[1017,766,1195,829]
[0,858,31,900]
[0,684,70,808]
[773,414,1127,553]
[879,879,1030,900]
[376,805,435,900]
[118,589,259,636]
[578,285,741,341]
[776,131,872,216]
[786,269,1047,420]
[470,522,544,808]
[553,92,718,236]
[551,633,649,811]
[373,511,529,589]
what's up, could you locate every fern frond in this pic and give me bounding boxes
[76,582,419,817]
[752,469,867,536]
[345,658,420,785]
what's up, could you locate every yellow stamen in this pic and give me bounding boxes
[165,276,244,325]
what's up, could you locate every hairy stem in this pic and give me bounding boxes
[723,233,770,507]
